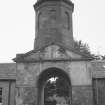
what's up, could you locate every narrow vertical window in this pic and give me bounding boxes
[38,12,42,31]
[65,12,70,30]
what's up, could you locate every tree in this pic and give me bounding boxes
[74,40,105,60]
[74,40,94,58]
[102,55,105,60]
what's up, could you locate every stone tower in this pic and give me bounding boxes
[34,0,74,50]
[14,0,93,105]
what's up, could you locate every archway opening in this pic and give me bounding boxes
[37,68,71,105]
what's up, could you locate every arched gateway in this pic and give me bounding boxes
[37,68,71,105]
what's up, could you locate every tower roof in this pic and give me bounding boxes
[37,0,71,1]
[34,0,74,9]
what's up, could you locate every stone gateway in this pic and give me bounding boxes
[0,0,105,105]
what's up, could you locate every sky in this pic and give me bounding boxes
[0,0,105,62]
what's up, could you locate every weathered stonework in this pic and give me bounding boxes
[15,47,93,105]
[72,86,93,105]
[34,0,74,49]
[16,87,37,105]
[16,52,92,86]
[0,0,102,105]
[0,0,105,105]
[14,0,94,100]
[16,63,39,86]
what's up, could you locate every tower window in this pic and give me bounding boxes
[38,12,42,30]
[65,12,70,30]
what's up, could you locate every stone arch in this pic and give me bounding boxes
[37,67,72,105]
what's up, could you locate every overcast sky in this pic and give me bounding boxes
[0,0,105,62]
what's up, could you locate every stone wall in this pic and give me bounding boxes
[72,86,93,105]
[15,60,93,105]
[15,86,93,105]
[16,87,37,105]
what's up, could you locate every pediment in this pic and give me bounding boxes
[20,45,83,61]
[14,44,93,62]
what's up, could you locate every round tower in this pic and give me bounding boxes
[34,0,74,50]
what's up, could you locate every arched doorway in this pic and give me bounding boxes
[37,68,71,105]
